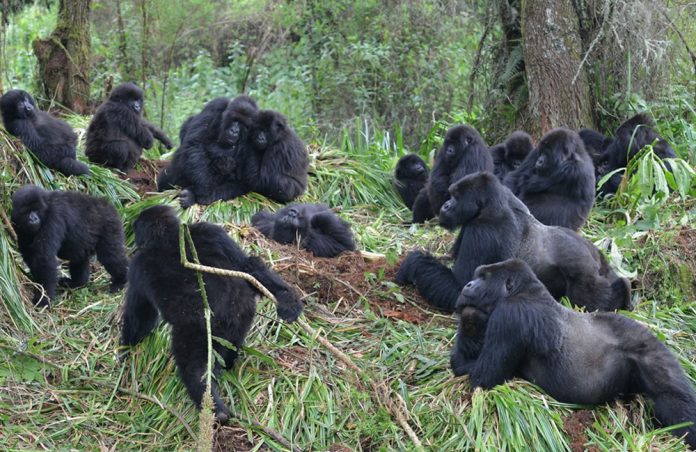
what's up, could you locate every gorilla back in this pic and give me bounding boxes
[452,259,696,448]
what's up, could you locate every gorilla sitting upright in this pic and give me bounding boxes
[451,259,696,449]
[252,204,356,257]
[393,154,429,211]
[396,172,630,312]
[120,205,303,423]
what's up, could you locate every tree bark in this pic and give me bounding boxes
[520,0,594,136]
[32,0,92,113]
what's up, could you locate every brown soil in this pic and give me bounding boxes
[562,410,597,452]
[122,159,168,195]
[214,423,263,452]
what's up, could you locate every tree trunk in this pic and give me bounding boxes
[32,0,92,113]
[520,0,593,136]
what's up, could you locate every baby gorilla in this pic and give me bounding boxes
[396,172,630,312]
[11,185,128,307]
[86,83,173,172]
[393,154,429,210]
[490,131,533,182]
[121,205,303,423]
[451,259,696,449]
[0,89,89,176]
[252,204,356,258]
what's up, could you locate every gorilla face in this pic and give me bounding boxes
[441,125,485,166]
[109,83,145,115]
[217,102,256,148]
[0,90,37,120]
[253,110,287,150]
[533,129,581,177]
[457,260,532,315]
[395,155,428,181]
[272,206,309,244]
[11,185,48,236]
[439,172,501,230]
[505,131,534,170]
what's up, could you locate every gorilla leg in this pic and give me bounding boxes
[395,251,462,311]
[95,235,128,291]
[29,255,59,307]
[171,323,231,422]
[60,259,90,288]
[54,157,90,176]
[120,289,159,347]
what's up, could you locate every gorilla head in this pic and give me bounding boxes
[216,95,258,148]
[0,89,37,121]
[440,125,488,167]
[109,83,145,115]
[439,172,506,231]
[252,110,288,150]
[10,185,48,236]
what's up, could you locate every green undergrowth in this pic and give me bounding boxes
[0,120,695,451]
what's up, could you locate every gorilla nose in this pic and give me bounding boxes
[288,209,298,217]
[464,280,474,289]
[442,200,452,211]
[535,156,545,168]
[414,166,425,175]
[28,212,40,225]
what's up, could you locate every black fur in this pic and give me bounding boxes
[157,95,258,208]
[491,131,533,181]
[11,185,128,307]
[249,109,309,203]
[451,259,696,449]
[120,205,303,423]
[395,172,630,312]
[394,154,429,210]
[413,125,493,223]
[86,83,173,172]
[0,90,89,176]
[505,128,595,231]
[253,204,356,258]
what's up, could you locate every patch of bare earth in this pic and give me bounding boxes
[562,410,597,452]
[214,423,264,452]
[123,159,168,195]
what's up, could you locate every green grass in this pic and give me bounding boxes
[0,120,695,451]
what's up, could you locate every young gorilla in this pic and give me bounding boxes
[86,83,173,172]
[393,154,429,210]
[451,259,696,449]
[252,204,356,258]
[596,113,677,195]
[413,125,493,223]
[249,109,309,203]
[11,185,128,307]
[504,128,595,231]
[396,172,630,312]
[157,95,258,208]
[120,205,303,423]
[0,90,89,176]
[490,131,534,182]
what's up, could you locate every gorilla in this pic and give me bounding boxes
[120,205,303,423]
[157,95,258,208]
[86,83,173,173]
[396,172,630,312]
[252,204,356,258]
[490,131,534,182]
[249,109,309,203]
[412,125,493,223]
[504,128,595,231]
[11,185,128,307]
[0,89,89,176]
[596,113,677,195]
[393,154,429,210]
[579,127,613,177]
[451,259,696,449]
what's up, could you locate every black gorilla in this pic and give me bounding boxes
[157,95,258,208]
[490,131,534,182]
[396,172,630,312]
[121,205,303,423]
[393,154,429,210]
[595,113,677,195]
[0,90,89,176]
[504,128,595,231]
[451,259,696,449]
[86,83,173,172]
[252,204,356,257]
[249,109,309,203]
[11,185,128,307]
[579,127,613,178]
[412,125,493,223]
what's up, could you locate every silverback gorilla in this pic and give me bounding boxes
[86,83,173,172]
[1,90,90,176]
[451,259,696,449]
[252,204,356,257]
[411,125,493,223]
[11,185,128,307]
[504,128,595,231]
[120,205,303,423]
[396,172,630,312]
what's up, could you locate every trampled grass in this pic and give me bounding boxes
[0,122,695,451]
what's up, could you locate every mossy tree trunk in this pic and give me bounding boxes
[520,0,594,136]
[32,0,92,113]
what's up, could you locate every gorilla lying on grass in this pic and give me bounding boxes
[396,172,630,312]
[120,205,303,423]
[451,259,696,449]
[11,185,128,307]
